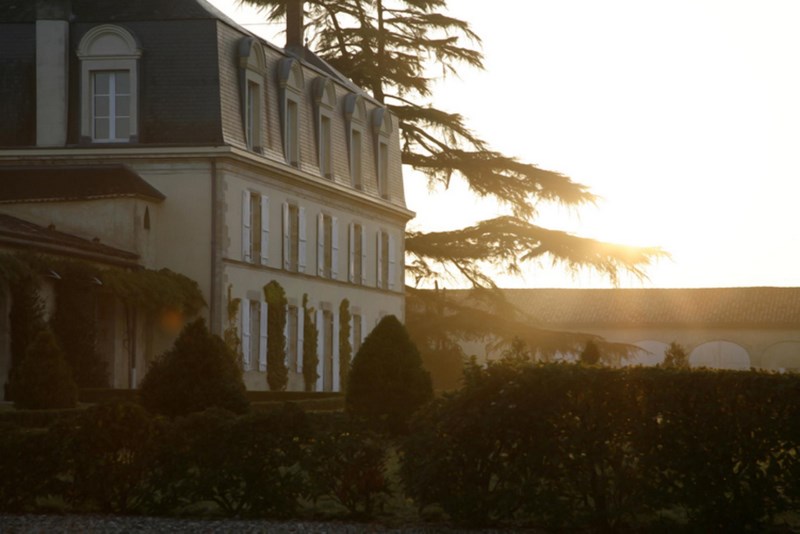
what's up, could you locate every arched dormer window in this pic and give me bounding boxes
[312,77,336,179]
[371,108,393,199]
[278,58,304,167]
[77,25,141,143]
[344,94,366,190]
[239,37,267,152]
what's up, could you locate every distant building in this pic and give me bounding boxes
[459,287,800,372]
[0,0,412,392]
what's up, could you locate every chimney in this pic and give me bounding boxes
[36,0,71,147]
[285,0,304,52]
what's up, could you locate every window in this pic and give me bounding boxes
[344,94,367,189]
[313,77,336,179]
[241,298,267,372]
[77,25,141,143]
[348,222,366,284]
[278,58,304,167]
[371,108,393,199]
[242,191,269,265]
[286,305,299,371]
[317,214,338,279]
[282,202,306,272]
[239,37,266,152]
[376,230,396,290]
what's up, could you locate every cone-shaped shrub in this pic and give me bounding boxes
[346,315,432,433]
[140,318,249,417]
[12,329,78,410]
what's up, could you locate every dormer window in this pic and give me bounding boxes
[278,58,304,167]
[371,108,393,199]
[312,77,336,179]
[344,94,367,190]
[239,37,266,152]
[77,25,141,143]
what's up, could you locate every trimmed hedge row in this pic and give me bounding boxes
[0,402,387,517]
[400,363,800,530]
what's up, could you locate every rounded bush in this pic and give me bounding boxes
[345,315,432,433]
[12,330,78,410]
[140,318,249,417]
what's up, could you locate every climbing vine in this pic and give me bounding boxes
[264,280,288,391]
[223,285,242,359]
[339,299,352,393]
[302,294,319,392]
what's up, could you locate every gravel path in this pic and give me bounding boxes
[0,515,531,533]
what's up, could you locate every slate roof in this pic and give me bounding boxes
[451,288,800,329]
[0,165,165,203]
[0,213,138,265]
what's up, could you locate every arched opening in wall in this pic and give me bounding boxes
[622,340,668,367]
[689,341,750,370]
[761,341,800,373]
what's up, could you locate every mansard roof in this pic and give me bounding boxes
[0,165,165,203]
[0,213,139,265]
[0,0,236,24]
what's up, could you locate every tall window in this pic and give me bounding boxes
[287,305,299,371]
[241,299,266,372]
[239,37,266,152]
[242,191,268,265]
[378,142,389,199]
[283,202,306,272]
[320,115,332,178]
[344,94,366,190]
[376,230,396,290]
[371,108,393,199]
[78,25,141,143]
[279,58,304,168]
[92,71,130,142]
[313,77,336,179]
[349,222,365,284]
[317,214,338,279]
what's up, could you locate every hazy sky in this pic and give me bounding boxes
[209,0,800,289]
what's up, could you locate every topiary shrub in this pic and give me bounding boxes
[140,318,249,417]
[346,315,433,433]
[264,281,288,391]
[12,330,78,410]
[301,294,319,392]
[338,299,352,392]
[7,274,46,400]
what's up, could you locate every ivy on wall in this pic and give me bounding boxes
[301,294,319,392]
[338,299,352,393]
[223,285,242,360]
[264,280,288,391]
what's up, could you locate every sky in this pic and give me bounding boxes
[208,0,800,289]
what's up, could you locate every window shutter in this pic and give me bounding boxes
[376,230,383,288]
[297,307,305,373]
[298,207,307,273]
[242,191,252,262]
[388,233,397,290]
[361,229,367,285]
[332,308,340,392]
[348,223,355,283]
[317,213,325,276]
[331,216,339,280]
[316,309,324,392]
[259,301,268,372]
[282,202,290,269]
[241,299,251,370]
[260,195,269,265]
[283,303,290,367]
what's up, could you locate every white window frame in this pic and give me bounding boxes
[344,94,367,190]
[77,25,141,143]
[239,37,266,152]
[317,213,339,279]
[348,222,366,285]
[313,77,336,179]
[376,230,396,290]
[278,58,304,167]
[371,108,393,200]
[242,191,269,265]
[282,202,306,273]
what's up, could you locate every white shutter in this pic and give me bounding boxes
[348,223,355,283]
[282,202,290,269]
[242,190,252,262]
[361,229,367,285]
[297,307,305,373]
[317,213,325,276]
[388,233,397,290]
[298,207,307,273]
[331,217,339,280]
[241,299,251,371]
[332,308,340,392]
[316,309,324,391]
[260,195,269,265]
[376,231,383,288]
[259,301,268,372]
